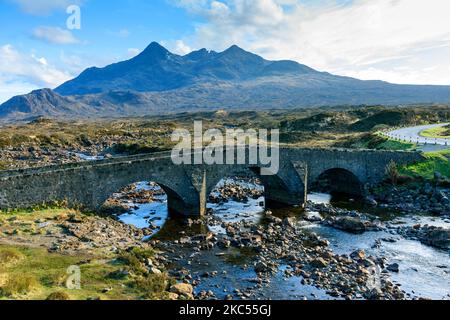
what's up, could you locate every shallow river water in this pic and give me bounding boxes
[117,181,449,300]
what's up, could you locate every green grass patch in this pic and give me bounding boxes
[0,244,172,300]
[0,208,73,221]
[340,133,416,151]
[376,139,416,151]
[420,125,450,139]
[399,149,450,180]
[0,274,39,297]
[0,248,24,267]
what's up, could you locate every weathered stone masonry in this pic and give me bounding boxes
[0,148,423,216]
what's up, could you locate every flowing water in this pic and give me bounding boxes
[116,180,449,300]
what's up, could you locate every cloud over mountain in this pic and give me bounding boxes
[173,0,450,85]
[32,26,80,44]
[2,42,450,122]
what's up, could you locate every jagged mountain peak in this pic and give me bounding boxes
[55,41,318,95]
[138,41,172,58]
[222,44,247,54]
[3,40,450,122]
[184,48,211,60]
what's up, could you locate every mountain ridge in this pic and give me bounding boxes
[54,42,321,96]
[2,42,450,122]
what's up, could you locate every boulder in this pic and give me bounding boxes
[387,263,400,273]
[310,258,329,268]
[170,283,194,299]
[421,228,450,250]
[331,217,366,234]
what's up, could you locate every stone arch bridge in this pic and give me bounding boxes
[0,148,423,216]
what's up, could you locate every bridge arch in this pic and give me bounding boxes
[313,168,364,197]
[205,163,306,209]
[0,148,423,216]
[90,161,202,216]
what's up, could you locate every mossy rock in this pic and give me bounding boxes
[46,291,71,300]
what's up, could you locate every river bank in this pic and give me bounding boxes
[0,208,191,300]
[106,178,449,300]
[1,176,448,300]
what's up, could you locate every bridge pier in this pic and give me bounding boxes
[166,195,202,217]
[258,161,308,209]
[0,148,424,216]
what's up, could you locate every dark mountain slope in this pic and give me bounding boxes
[1,42,450,122]
[54,42,321,95]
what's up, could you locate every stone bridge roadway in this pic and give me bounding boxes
[0,148,423,216]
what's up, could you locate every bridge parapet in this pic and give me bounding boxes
[0,148,424,215]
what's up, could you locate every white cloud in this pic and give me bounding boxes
[127,48,141,58]
[159,39,193,55]
[0,44,72,102]
[33,26,80,44]
[0,77,39,104]
[173,40,193,55]
[174,0,450,85]
[10,0,82,15]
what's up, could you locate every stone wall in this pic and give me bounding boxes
[0,148,424,215]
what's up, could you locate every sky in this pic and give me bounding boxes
[1,0,450,103]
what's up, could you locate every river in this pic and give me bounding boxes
[115,180,450,300]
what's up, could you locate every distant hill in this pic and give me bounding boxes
[2,42,450,122]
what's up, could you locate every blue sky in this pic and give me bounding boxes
[1,0,450,103]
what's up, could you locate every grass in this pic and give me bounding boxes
[0,208,176,300]
[340,133,417,151]
[46,291,71,300]
[0,244,173,300]
[399,149,450,180]
[0,106,448,155]
[0,274,39,297]
[375,139,416,151]
[420,125,450,139]
[117,247,155,276]
[0,207,73,221]
[0,248,24,266]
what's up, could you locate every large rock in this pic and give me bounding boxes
[170,283,194,299]
[310,258,329,269]
[387,263,400,273]
[398,225,450,250]
[331,217,367,234]
[420,228,450,250]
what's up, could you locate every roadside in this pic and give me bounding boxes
[381,123,450,151]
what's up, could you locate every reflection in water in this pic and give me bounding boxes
[308,192,331,205]
[207,196,265,234]
[117,182,169,231]
[72,152,105,161]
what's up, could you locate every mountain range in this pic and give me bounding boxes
[2,42,450,122]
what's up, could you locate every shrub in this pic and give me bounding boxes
[118,250,150,275]
[0,275,38,297]
[134,274,168,298]
[385,160,399,185]
[118,247,157,278]
[0,248,24,266]
[46,291,71,300]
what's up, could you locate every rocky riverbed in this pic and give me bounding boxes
[371,182,450,216]
[1,148,449,300]
[109,178,449,300]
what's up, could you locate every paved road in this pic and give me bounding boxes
[383,123,450,150]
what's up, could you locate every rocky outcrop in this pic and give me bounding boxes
[397,225,450,250]
[374,184,450,216]
[326,216,381,234]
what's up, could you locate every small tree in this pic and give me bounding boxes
[385,160,399,185]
